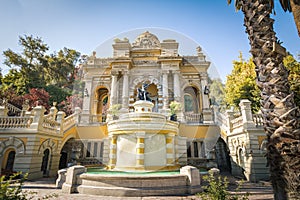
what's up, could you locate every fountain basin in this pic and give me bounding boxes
[77,173,190,196]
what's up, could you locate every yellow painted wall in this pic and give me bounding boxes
[76,124,108,140]
[179,124,220,139]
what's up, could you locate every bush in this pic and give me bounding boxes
[0,172,57,200]
[0,172,28,200]
[198,171,249,200]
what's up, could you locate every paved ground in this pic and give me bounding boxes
[22,176,274,200]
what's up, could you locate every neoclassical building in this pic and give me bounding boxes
[0,31,268,181]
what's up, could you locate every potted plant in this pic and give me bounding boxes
[110,104,121,120]
[169,101,181,121]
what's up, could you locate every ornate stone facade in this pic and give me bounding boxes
[0,31,269,182]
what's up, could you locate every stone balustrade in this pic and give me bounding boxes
[0,99,22,116]
[0,117,33,128]
[231,116,244,130]
[253,113,264,127]
[184,112,203,124]
[41,117,61,134]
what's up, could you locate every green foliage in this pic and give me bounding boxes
[225,54,260,113]
[0,172,58,200]
[2,35,81,95]
[0,172,27,200]
[3,35,49,92]
[1,34,82,113]
[45,85,72,107]
[45,48,81,88]
[169,101,181,115]
[283,55,300,107]
[109,104,121,116]
[198,171,249,200]
[224,54,300,113]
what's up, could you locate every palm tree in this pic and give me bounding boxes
[228,0,300,199]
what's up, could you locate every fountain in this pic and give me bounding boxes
[60,85,202,196]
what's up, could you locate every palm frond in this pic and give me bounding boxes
[227,0,242,11]
[280,0,292,12]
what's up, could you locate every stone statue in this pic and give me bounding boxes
[137,83,151,101]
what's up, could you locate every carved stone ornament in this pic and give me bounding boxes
[132,31,161,49]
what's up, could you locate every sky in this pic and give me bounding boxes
[0,0,299,82]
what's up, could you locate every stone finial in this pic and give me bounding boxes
[196,46,202,52]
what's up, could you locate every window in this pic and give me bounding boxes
[5,150,16,171]
[193,142,199,158]
[184,94,194,112]
[187,142,191,157]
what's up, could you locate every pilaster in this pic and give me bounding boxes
[136,132,145,168]
[108,135,117,169]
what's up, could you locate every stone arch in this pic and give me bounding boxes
[38,138,57,155]
[236,146,246,167]
[0,137,25,157]
[132,76,159,86]
[93,85,109,122]
[1,148,16,173]
[60,134,77,151]
[183,85,201,113]
[132,78,160,111]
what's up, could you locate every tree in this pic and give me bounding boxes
[228,0,300,199]
[284,55,300,106]
[3,35,49,91]
[225,54,261,112]
[23,88,50,111]
[280,0,300,36]
[45,47,81,88]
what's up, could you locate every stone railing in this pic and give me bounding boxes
[63,113,76,132]
[41,117,60,134]
[0,99,22,116]
[231,116,244,130]
[78,114,107,124]
[215,99,265,138]
[253,114,264,127]
[215,112,227,127]
[184,113,203,124]
[0,117,33,128]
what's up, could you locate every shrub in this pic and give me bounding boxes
[198,171,249,200]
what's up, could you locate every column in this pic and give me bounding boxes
[136,132,145,168]
[174,136,179,165]
[157,84,163,111]
[121,71,129,109]
[166,134,175,166]
[162,70,169,109]
[108,135,117,169]
[239,99,255,128]
[173,70,181,102]
[110,73,118,106]
[81,78,92,123]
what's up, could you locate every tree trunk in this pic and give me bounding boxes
[291,0,300,37]
[240,0,300,199]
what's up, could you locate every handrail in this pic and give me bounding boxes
[184,113,203,124]
[0,99,22,116]
[63,113,76,131]
[231,116,243,129]
[0,117,32,128]
[253,114,264,127]
[41,117,60,134]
